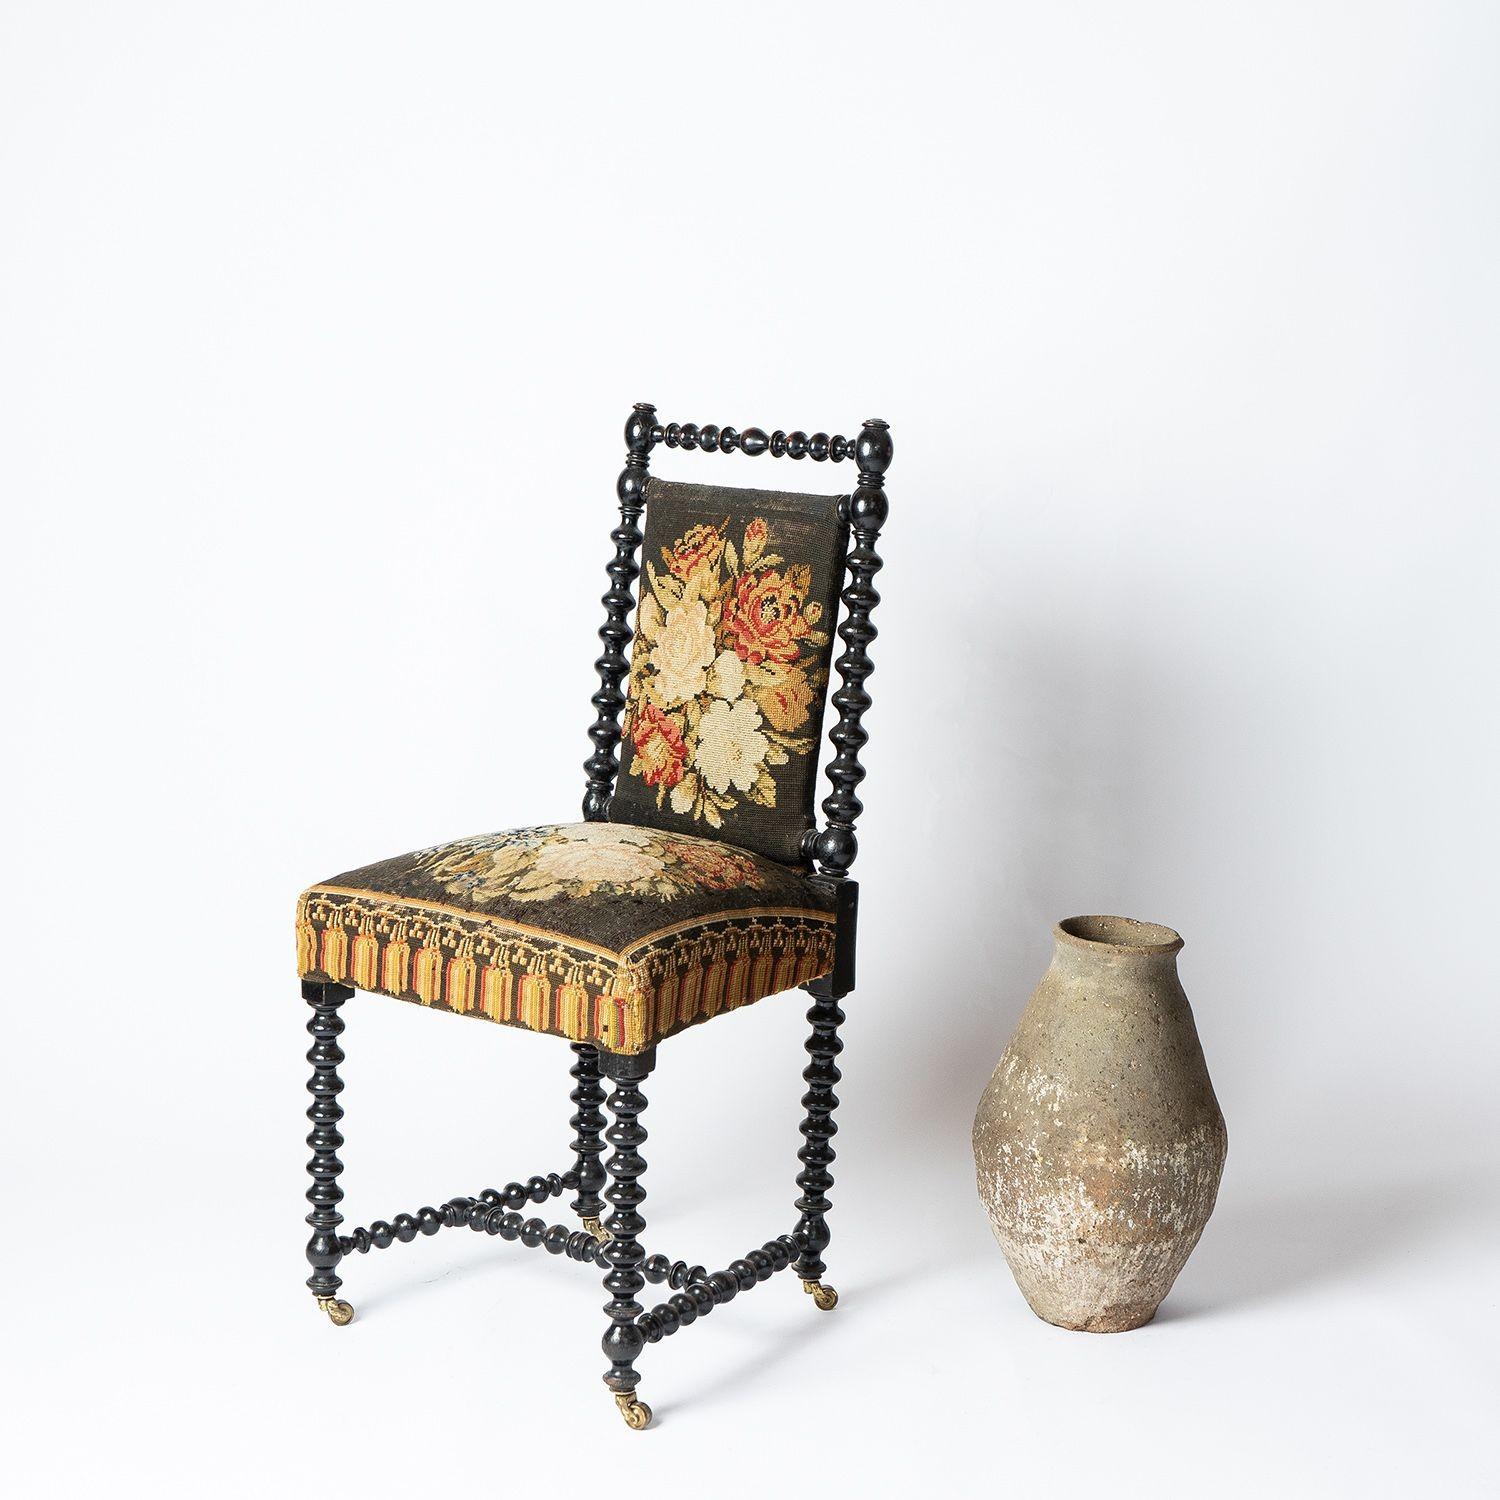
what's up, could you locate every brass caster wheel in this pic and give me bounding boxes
[613,1392,653,1431]
[581,1215,611,1245]
[801,1278,839,1312]
[317,1296,355,1326]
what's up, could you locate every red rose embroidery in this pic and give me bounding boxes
[666,524,725,579]
[632,701,688,789]
[667,838,762,890]
[724,567,813,666]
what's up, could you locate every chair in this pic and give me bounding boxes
[296,403,891,1428]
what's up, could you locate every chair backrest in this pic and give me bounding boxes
[584,404,890,878]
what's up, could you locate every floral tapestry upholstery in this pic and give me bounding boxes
[608,478,847,865]
[296,823,837,1055]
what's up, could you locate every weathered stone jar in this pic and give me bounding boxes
[972,916,1227,1332]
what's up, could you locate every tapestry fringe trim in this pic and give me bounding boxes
[296,890,836,1055]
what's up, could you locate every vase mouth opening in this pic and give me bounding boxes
[1055,915,1184,956]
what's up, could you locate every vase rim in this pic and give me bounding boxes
[1054,914,1184,955]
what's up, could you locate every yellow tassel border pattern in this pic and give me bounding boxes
[295,888,837,1055]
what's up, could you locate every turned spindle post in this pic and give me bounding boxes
[569,1043,609,1241]
[583,402,655,820]
[599,1050,656,1429]
[304,978,355,1325]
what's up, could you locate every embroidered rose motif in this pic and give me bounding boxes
[665,523,725,580]
[527,836,662,890]
[649,598,717,706]
[631,701,687,789]
[725,565,814,666]
[742,517,768,568]
[414,824,766,904]
[697,697,769,796]
[622,516,829,830]
[753,666,814,733]
[665,837,762,890]
[705,648,745,702]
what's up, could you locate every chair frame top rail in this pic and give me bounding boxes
[649,417,863,463]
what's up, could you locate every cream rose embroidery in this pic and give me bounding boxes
[705,648,745,702]
[561,823,656,846]
[696,697,769,796]
[414,823,766,904]
[648,599,717,706]
[525,839,661,890]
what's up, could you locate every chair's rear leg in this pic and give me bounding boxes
[569,1043,610,1243]
[600,1049,655,1430]
[304,979,355,1325]
[793,977,845,1311]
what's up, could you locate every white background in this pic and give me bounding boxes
[4,3,1497,1495]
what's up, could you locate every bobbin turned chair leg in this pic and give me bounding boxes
[304,979,356,1325]
[600,1050,655,1429]
[569,1043,611,1244]
[794,976,845,1312]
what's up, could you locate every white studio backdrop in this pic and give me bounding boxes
[3,3,1496,1496]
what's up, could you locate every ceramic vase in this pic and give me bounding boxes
[972,916,1227,1332]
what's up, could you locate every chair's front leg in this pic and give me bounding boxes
[793,977,845,1311]
[569,1043,610,1243]
[599,1048,655,1429]
[304,978,355,1325]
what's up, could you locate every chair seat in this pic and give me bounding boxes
[297,822,837,1054]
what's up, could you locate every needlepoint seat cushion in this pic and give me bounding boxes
[296,823,837,1055]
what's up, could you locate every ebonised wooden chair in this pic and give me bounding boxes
[297,403,890,1428]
